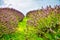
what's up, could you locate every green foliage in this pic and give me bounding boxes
[26,6,60,40]
[0,6,60,40]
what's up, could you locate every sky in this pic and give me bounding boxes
[0,0,60,15]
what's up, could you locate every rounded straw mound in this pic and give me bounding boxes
[0,8,24,37]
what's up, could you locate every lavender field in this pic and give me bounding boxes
[0,0,60,40]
